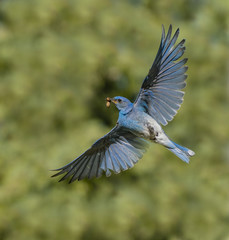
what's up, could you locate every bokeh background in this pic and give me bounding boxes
[0,0,228,239]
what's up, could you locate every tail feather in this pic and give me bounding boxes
[167,141,195,163]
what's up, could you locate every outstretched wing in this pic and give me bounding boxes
[51,125,148,183]
[134,25,188,126]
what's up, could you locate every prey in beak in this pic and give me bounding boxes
[106,97,118,107]
[106,97,111,108]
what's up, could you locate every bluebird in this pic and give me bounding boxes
[52,25,195,183]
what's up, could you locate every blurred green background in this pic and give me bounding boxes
[0,0,228,239]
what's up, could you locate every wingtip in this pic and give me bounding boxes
[161,24,165,41]
[168,24,172,31]
[68,178,74,184]
[68,175,79,184]
[51,171,61,178]
[50,166,64,171]
[183,58,188,65]
[181,39,186,45]
[162,24,165,31]
[49,168,59,172]
[174,27,180,36]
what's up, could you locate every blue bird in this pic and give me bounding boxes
[52,25,195,183]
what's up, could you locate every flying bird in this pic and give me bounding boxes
[52,25,195,183]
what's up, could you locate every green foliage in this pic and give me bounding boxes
[0,0,228,239]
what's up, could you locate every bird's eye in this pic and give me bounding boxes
[118,99,122,103]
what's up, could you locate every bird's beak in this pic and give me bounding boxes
[111,98,118,104]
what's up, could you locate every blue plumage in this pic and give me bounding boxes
[52,25,195,183]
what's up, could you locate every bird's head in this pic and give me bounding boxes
[106,96,133,113]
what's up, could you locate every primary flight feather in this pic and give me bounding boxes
[52,25,195,183]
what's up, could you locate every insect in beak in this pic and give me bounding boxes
[106,97,111,108]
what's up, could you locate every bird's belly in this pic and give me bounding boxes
[143,117,163,140]
[143,116,171,146]
[122,114,163,140]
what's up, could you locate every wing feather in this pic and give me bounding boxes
[51,126,149,182]
[111,145,129,171]
[109,146,121,173]
[135,25,188,125]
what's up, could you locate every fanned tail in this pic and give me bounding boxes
[167,141,195,163]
